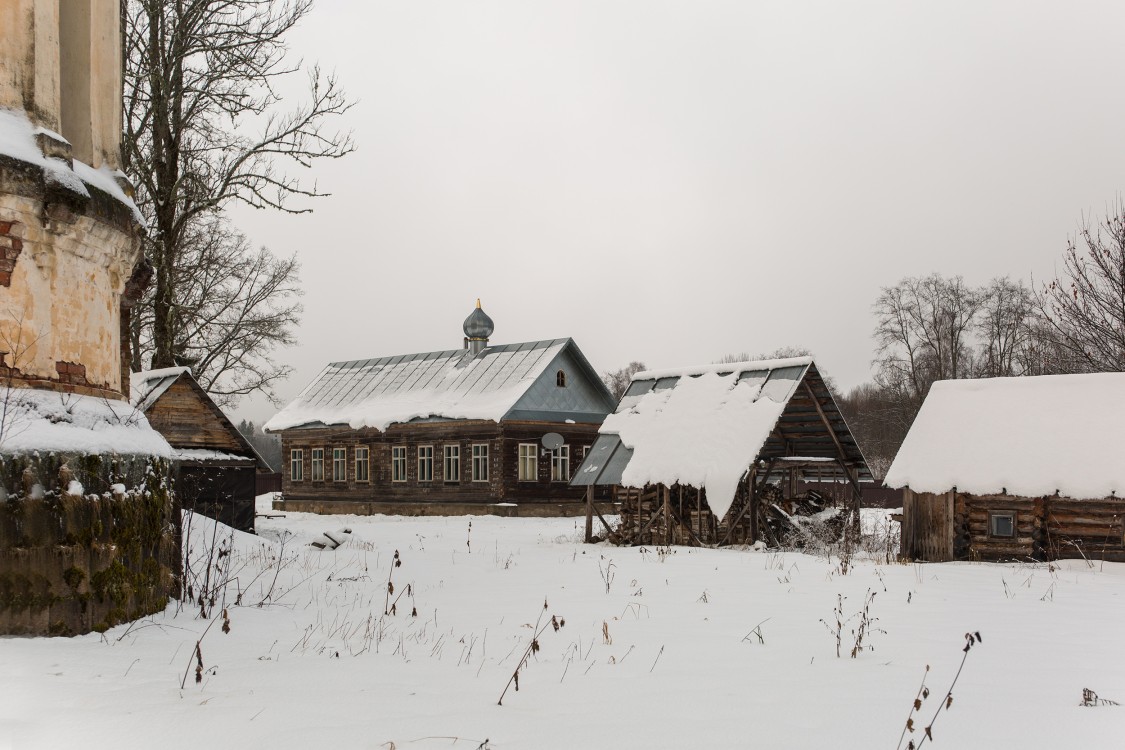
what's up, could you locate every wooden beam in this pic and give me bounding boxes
[800,380,849,462]
[584,485,594,543]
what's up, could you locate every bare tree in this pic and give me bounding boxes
[873,274,981,401]
[1036,203,1125,373]
[601,361,647,400]
[975,276,1037,377]
[128,215,302,404]
[122,0,354,386]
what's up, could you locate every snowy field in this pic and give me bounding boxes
[2,498,1123,749]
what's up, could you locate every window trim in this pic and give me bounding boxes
[444,444,460,483]
[556,369,567,387]
[417,445,434,483]
[355,446,370,483]
[989,511,1016,538]
[472,443,489,483]
[518,443,538,482]
[550,444,570,482]
[391,445,407,483]
[290,448,304,482]
[310,448,325,482]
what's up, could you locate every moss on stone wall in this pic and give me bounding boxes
[0,452,180,636]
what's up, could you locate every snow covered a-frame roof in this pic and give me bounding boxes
[572,356,869,520]
[264,339,605,432]
[130,367,192,412]
[884,373,1125,500]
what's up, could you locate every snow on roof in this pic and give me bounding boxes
[0,107,145,225]
[0,387,172,457]
[130,367,191,412]
[884,373,1125,500]
[590,358,812,520]
[265,339,572,432]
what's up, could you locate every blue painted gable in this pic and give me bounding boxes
[504,342,616,424]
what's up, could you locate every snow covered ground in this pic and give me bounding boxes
[2,498,1122,749]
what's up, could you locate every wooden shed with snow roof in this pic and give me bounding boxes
[264,303,617,516]
[132,367,271,532]
[571,356,871,546]
[885,373,1125,562]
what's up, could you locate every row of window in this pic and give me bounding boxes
[288,444,573,484]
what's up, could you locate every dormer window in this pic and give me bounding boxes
[556,370,567,387]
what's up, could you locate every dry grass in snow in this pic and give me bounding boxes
[1,498,1122,749]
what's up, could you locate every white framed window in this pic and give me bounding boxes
[392,446,407,482]
[472,443,489,482]
[332,448,347,482]
[990,512,1016,538]
[550,445,570,482]
[444,445,460,483]
[311,448,325,482]
[417,445,434,482]
[518,443,538,482]
[290,449,304,482]
[355,446,370,483]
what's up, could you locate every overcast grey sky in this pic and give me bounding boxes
[230,0,1125,425]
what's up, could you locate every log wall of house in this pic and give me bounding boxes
[277,420,602,511]
[903,491,1125,562]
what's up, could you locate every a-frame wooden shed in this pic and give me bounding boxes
[571,357,871,546]
[132,368,271,532]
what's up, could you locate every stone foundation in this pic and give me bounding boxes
[0,453,179,636]
[273,497,589,518]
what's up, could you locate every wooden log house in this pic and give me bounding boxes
[885,373,1125,562]
[132,368,272,532]
[571,357,871,546]
[264,303,617,516]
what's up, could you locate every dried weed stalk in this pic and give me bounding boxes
[497,598,566,705]
[895,631,982,749]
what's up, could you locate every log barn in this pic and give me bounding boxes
[132,368,271,532]
[264,303,617,516]
[885,373,1125,562]
[571,356,871,546]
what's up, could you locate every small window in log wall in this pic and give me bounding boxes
[332,448,347,482]
[444,445,460,483]
[418,446,434,482]
[311,449,325,482]
[472,444,489,482]
[990,512,1016,538]
[392,446,407,482]
[290,449,303,482]
[355,447,370,483]
[518,443,538,481]
[550,445,570,481]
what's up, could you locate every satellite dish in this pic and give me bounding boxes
[541,432,564,451]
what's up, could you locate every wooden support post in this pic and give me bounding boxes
[748,467,759,544]
[677,486,684,545]
[664,486,672,545]
[584,485,594,543]
[696,486,702,540]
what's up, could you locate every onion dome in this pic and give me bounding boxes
[463,299,494,341]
